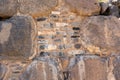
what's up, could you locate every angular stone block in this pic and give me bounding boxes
[0,15,37,60]
[0,0,58,18]
[80,16,120,54]
[70,56,108,80]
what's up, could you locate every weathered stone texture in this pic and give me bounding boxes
[19,0,58,17]
[65,0,100,16]
[0,63,7,80]
[113,57,120,80]
[0,15,37,59]
[70,56,108,80]
[80,16,120,55]
[20,59,62,80]
[0,0,58,18]
[0,0,17,18]
[0,0,120,80]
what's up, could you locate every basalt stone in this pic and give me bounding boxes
[0,0,17,18]
[65,0,100,16]
[0,15,37,60]
[80,16,120,54]
[19,0,58,17]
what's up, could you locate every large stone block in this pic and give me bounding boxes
[70,56,108,80]
[20,60,62,80]
[0,15,37,60]
[19,0,58,17]
[113,57,120,80]
[80,16,120,55]
[0,0,58,18]
[0,0,17,18]
[65,0,100,16]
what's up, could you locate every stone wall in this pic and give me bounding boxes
[0,0,120,80]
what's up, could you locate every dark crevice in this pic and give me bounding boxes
[100,7,110,16]
[0,16,12,21]
[63,71,70,80]
[36,17,47,21]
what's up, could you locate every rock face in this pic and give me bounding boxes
[0,15,37,59]
[0,0,17,18]
[0,0,120,80]
[70,56,108,80]
[20,59,62,80]
[0,63,7,80]
[19,0,58,17]
[65,0,100,16]
[0,0,58,18]
[113,57,120,80]
[80,16,120,54]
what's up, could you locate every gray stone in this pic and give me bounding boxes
[80,16,120,55]
[109,5,119,17]
[0,15,37,60]
[113,57,120,80]
[65,0,100,16]
[0,63,7,80]
[100,2,109,14]
[20,60,62,80]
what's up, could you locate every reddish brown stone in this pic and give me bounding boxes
[70,56,108,80]
[80,16,120,55]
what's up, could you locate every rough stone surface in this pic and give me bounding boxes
[70,56,108,80]
[0,0,17,18]
[0,0,120,80]
[65,0,100,16]
[0,0,58,18]
[80,16,120,55]
[113,57,120,80]
[100,2,109,14]
[0,63,7,80]
[20,59,62,80]
[0,15,37,59]
[19,0,58,17]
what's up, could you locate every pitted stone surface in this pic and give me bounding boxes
[0,15,37,59]
[80,16,120,55]
[19,0,58,17]
[0,0,17,18]
[65,0,100,16]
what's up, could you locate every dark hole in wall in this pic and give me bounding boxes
[73,27,80,30]
[36,17,47,21]
[100,7,110,16]
[0,16,12,21]
[39,52,49,57]
[71,36,80,38]
[63,71,70,80]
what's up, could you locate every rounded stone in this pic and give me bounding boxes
[0,0,17,18]
[65,0,100,16]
